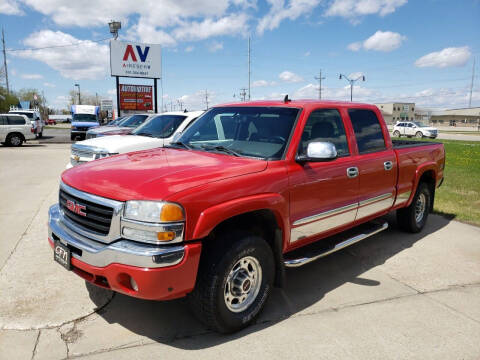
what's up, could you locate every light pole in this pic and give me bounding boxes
[339,73,365,102]
[74,83,81,105]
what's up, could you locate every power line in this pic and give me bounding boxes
[5,37,110,52]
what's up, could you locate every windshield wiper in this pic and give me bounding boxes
[200,145,241,157]
[135,132,154,137]
[167,141,192,150]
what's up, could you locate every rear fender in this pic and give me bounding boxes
[406,162,437,207]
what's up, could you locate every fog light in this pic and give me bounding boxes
[130,277,138,291]
[157,231,175,241]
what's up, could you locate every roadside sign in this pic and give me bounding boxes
[119,84,153,111]
[100,99,113,111]
[110,40,161,79]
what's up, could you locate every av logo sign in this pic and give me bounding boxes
[110,40,161,78]
[123,45,150,62]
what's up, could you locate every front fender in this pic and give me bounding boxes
[191,193,289,245]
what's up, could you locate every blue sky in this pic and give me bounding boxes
[0,0,479,110]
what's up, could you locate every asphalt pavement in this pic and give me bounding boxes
[1,144,479,360]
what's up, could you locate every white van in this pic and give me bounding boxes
[0,114,36,146]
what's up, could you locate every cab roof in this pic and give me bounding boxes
[215,99,377,111]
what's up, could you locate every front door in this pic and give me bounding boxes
[288,108,359,245]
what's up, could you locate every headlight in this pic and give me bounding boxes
[122,201,185,244]
[71,126,77,130]
[124,201,184,223]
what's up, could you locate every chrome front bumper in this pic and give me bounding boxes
[48,204,185,268]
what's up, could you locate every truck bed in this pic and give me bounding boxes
[392,139,442,149]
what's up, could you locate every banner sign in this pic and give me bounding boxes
[110,40,161,78]
[119,84,153,111]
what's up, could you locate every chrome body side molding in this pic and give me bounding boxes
[356,193,394,220]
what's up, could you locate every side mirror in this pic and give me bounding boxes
[297,141,337,163]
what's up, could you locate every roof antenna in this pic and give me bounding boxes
[184,109,188,113]
[283,94,290,103]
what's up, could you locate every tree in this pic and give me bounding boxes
[68,90,99,106]
[0,86,19,113]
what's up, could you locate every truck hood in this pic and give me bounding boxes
[72,121,99,127]
[73,135,163,153]
[62,148,267,201]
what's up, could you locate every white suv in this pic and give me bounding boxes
[67,111,203,168]
[392,121,438,139]
[9,108,44,138]
[0,114,36,146]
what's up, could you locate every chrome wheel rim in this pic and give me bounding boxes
[11,136,21,146]
[224,256,262,313]
[415,193,427,223]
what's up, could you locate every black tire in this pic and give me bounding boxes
[188,233,275,333]
[6,133,24,147]
[38,131,43,138]
[397,182,431,233]
[415,131,423,138]
[393,130,400,137]
[70,134,76,141]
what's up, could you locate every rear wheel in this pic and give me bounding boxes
[393,130,400,137]
[188,233,274,333]
[397,182,431,233]
[415,131,423,138]
[6,133,24,147]
[38,131,43,138]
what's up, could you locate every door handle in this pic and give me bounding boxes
[347,167,359,178]
[384,161,393,171]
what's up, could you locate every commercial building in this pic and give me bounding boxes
[427,107,480,126]
[374,103,416,124]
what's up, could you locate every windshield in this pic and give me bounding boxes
[413,121,426,127]
[108,116,125,126]
[73,114,97,122]
[177,106,299,160]
[119,114,149,128]
[133,114,187,138]
[10,111,33,119]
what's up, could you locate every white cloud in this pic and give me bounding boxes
[185,46,194,52]
[15,30,109,80]
[43,82,56,87]
[208,41,223,52]
[10,68,17,76]
[415,46,471,68]
[252,80,276,87]
[107,88,116,96]
[325,0,407,22]
[0,0,23,15]
[257,0,321,34]
[279,70,303,83]
[125,20,176,45]
[21,73,43,79]
[348,30,406,52]
[304,51,311,57]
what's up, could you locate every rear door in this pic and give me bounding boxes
[347,108,397,222]
[0,116,6,141]
[288,108,359,244]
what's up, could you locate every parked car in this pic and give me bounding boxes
[46,117,57,125]
[0,113,36,146]
[48,100,445,333]
[67,111,203,168]
[9,107,44,138]
[85,114,149,139]
[392,121,438,138]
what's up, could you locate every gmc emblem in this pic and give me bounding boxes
[66,199,87,216]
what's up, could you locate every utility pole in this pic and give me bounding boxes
[239,88,247,102]
[248,36,251,101]
[314,70,325,100]
[177,99,184,111]
[339,73,365,101]
[75,83,81,105]
[204,89,209,109]
[2,27,9,94]
[469,57,475,108]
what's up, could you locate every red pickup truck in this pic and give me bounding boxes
[48,100,445,333]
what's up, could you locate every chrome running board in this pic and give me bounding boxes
[284,221,388,268]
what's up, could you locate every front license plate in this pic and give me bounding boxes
[54,241,71,270]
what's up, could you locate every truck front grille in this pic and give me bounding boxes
[72,147,95,159]
[59,189,113,235]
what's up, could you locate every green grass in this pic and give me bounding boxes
[405,138,480,225]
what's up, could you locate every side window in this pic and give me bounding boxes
[348,109,386,154]
[7,116,26,125]
[0,116,6,125]
[299,109,349,156]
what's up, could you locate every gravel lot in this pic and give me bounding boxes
[1,143,479,360]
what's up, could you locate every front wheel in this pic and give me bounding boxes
[415,131,423,138]
[188,233,274,333]
[397,183,431,233]
[393,130,401,137]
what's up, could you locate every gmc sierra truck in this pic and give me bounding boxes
[48,100,445,333]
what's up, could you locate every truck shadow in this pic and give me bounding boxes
[86,213,453,349]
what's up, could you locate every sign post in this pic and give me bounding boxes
[110,40,161,117]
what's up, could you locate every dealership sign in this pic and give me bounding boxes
[119,84,153,111]
[110,40,161,78]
